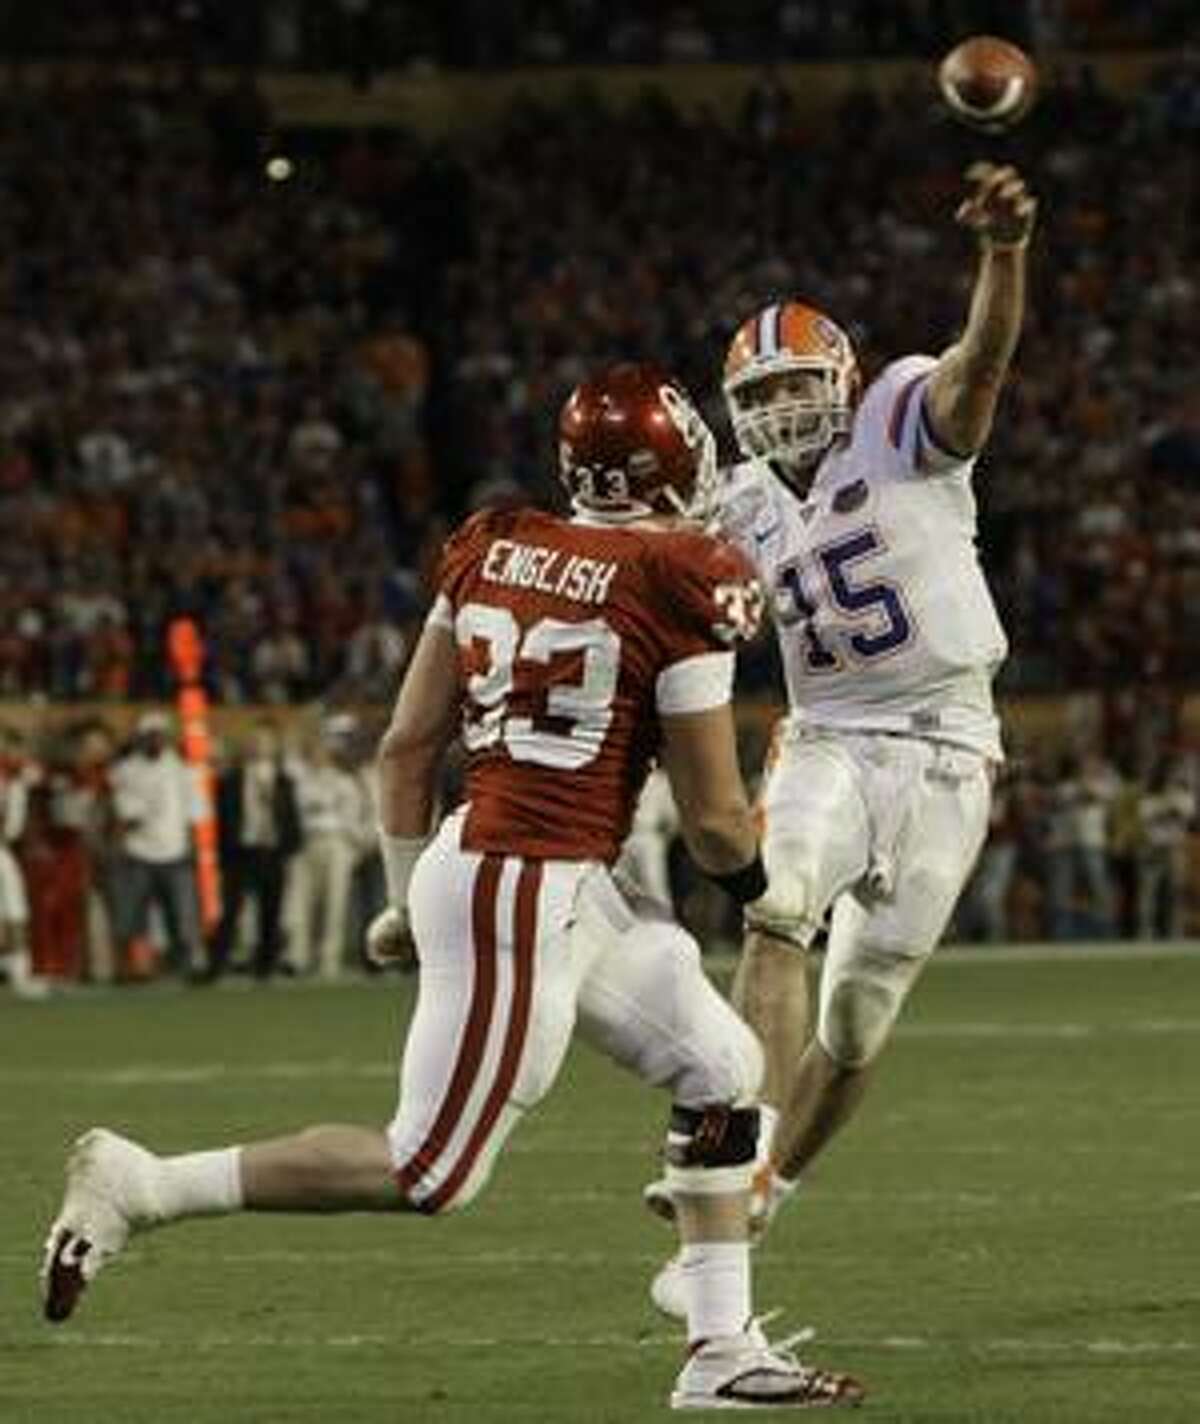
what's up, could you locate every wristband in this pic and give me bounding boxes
[709,853,767,906]
[379,831,430,908]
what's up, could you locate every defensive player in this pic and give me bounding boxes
[646,161,1036,1313]
[41,365,863,1411]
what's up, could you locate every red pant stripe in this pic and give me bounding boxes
[421,859,542,1213]
[394,854,502,1196]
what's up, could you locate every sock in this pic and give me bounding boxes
[156,1148,244,1219]
[756,1103,779,1163]
[680,1241,751,1345]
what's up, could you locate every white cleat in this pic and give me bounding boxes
[650,1251,689,1320]
[41,1128,161,1323]
[671,1319,865,1411]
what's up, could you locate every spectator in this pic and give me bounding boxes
[202,720,303,982]
[108,710,204,979]
[1136,756,1196,938]
[1044,750,1119,941]
[284,718,375,978]
[0,725,47,998]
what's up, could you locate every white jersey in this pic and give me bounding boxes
[719,355,1007,760]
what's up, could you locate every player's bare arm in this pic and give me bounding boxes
[659,704,816,943]
[377,619,460,838]
[368,618,462,964]
[924,162,1037,458]
[659,706,758,876]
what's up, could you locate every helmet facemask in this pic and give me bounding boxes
[657,382,719,525]
[725,357,854,472]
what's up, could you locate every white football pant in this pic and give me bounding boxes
[387,810,762,1213]
[760,727,992,1065]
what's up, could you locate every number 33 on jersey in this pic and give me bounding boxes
[428,506,763,862]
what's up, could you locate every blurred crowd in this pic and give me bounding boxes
[0,708,397,994]
[0,72,441,706]
[7,1,1195,74]
[5,56,1200,705]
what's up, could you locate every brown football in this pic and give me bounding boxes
[938,35,1037,132]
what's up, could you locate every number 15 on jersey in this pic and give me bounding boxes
[775,529,913,672]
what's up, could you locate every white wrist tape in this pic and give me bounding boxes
[379,831,430,909]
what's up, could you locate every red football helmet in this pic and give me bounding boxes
[724,302,861,470]
[559,363,717,522]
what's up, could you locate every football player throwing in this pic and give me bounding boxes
[645,163,1036,1314]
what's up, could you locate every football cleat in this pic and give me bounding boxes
[671,1318,865,1410]
[41,1128,161,1323]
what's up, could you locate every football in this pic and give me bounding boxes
[938,35,1037,132]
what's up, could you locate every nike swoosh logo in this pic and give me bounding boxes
[753,523,781,545]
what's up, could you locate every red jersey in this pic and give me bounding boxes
[430,508,762,862]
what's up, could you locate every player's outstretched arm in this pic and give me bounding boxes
[924,161,1037,459]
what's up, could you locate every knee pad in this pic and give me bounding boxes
[817,947,925,1068]
[663,1103,760,1197]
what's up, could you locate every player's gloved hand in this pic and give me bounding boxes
[744,869,814,949]
[365,905,415,967]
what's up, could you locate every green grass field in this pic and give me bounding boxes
[3,947,1198,1423]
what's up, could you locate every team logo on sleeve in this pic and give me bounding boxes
[713,578,765,643]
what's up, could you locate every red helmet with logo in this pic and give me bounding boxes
[558,363,717,522]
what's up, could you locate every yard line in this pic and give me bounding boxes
[35,1330,1197,1356]
[5,1010,1199,1089]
